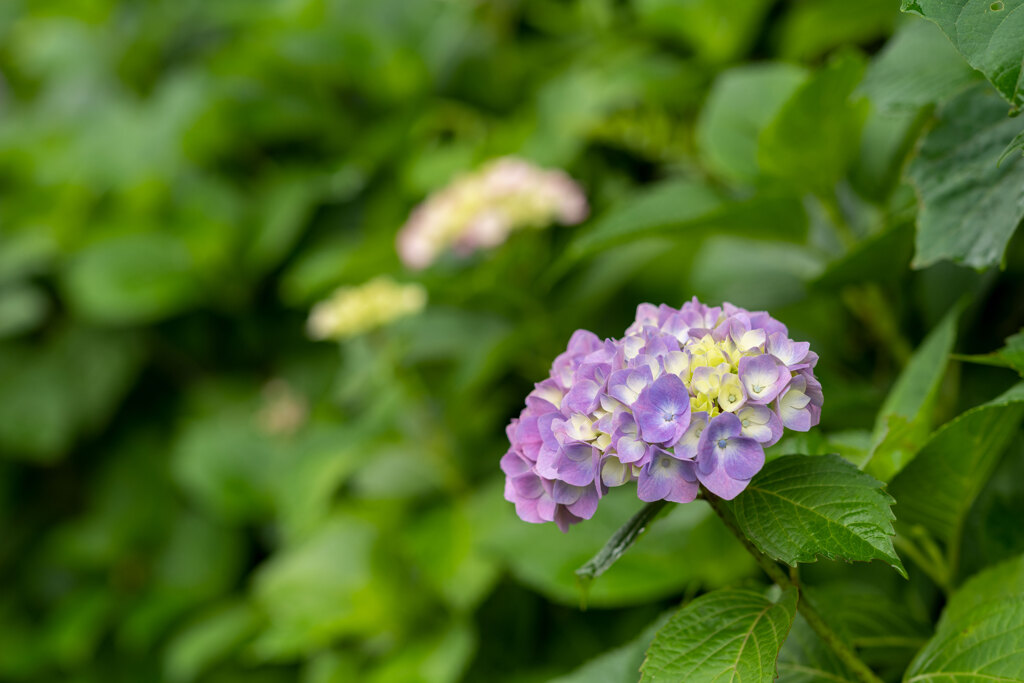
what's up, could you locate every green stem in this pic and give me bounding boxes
[706,494,884,683]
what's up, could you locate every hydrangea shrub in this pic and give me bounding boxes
[502,298,822,531]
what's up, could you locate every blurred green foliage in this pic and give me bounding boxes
[0,0,1023,682]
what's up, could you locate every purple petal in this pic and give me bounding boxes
[697,461,751,500]
[721,437,765,479]
[553,443,598,486]
[738,354,787,405]
[637,453,699,503]
[634,373,692,445]
[672,411,708,460]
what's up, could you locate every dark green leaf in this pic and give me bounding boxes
[640,587,797,683]
[888,382,1024,546]
[758,52,869,194]
[902,0,1024,111]
[907,84,1024,269]
[697,63,808,183]
[727,454,906,576]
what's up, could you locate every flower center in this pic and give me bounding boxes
[717,438,728,449]
[752,384,764,394]
[742,419,750,427]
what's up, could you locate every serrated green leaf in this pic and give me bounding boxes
[901,0,1024,111]
[904,554,1024,681]
[697,63,809,184]
[727,454,906,576]
[888,382,1024,547]
[758,52,869,194]
[864,305,960,481]
[858,18,982,110]
[640,587,798,683]
[907,84,1024,270]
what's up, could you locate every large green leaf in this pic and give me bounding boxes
[858,18,982,110]
[640,587,797,683]
[864,306,960,481]
[758,52,869,194]
[727,454,906,576]
[697,63,808,184]
[907,84,1024,269]
[888,382,1024,546]
[902,0,1024,111]
[904,554,1024,681]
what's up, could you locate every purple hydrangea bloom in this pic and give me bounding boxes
[502,297,822,531]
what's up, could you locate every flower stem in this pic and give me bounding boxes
[706,493,884,683]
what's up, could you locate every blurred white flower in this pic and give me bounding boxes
[396,156,588,269]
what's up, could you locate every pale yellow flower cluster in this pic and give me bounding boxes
[307,276,427,341]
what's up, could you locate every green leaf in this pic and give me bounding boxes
[551,613,670,683]
[901,0,1024,111]
[697,63,809,184]
[62,233,200,324]
[163,602,261,683]
[560,179,808,268]
[864,305,960,481]
[640,587,797,683]
[904,553,1024,681]
[953,327,1024,376]
[888,382,1024,547]
[758,52,869,194]
[727,454,906,576]
[858,18,982,110]
[635,0,773,63]
[0,284,49,339]
[777,0,898,61]
[907,84,1024,269]
[1001,129,1024,164]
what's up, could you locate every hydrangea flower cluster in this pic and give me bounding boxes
[396,156,588,269]
[307,276,427,341]
[501,299,822,531]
